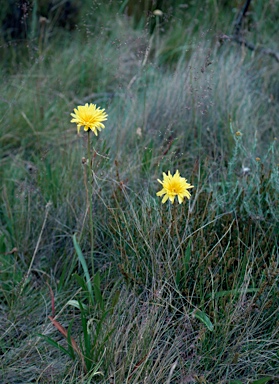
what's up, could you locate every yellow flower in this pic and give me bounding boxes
[71,103,108,135]
[157,170,194,204]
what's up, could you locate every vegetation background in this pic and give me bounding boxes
[0,0,279,383]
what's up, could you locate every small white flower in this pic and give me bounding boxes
[242,167,250,175]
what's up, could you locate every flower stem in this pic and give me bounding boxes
[171,202,182,247]
[87,131,95,278]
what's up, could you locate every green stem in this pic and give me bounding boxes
[87,131,94,278]
[172,202,182,248]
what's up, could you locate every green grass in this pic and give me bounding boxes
[1,1,279,383]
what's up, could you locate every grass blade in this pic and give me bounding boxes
[38,334,73,358]
[73,234,93,303]
[193,310,214,332]
[251,378,273,384]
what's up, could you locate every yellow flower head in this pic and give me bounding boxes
[71,103,108,135]
[157,170,194,204]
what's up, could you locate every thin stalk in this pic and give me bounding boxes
[20,201,51,295]
[172,202,182,247]
[87,131,95,277]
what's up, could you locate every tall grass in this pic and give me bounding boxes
[1,1,279,383]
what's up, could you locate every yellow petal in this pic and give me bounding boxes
[162,194,169,204]
[178,195,184,204]
[156,189,166,197]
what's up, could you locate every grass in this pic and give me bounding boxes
[0,1,279,383]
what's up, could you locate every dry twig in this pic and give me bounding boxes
[220,0,279,63]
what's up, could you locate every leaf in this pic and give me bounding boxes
[193,310,214,332]
[251,378,273,384]
[229,381,242,384]
[94,271,104,310]
[208,288,259,299]
[38,334,73,358]
[0,234,7,254]
[73,234,93,303]
[110,290,120,314]
[175,269,182,287]
[67,320,76,360]
[73,273,87,292]
[48,316,82,359]
[48,316,68,338]
[67,299,88,312]
[78,300,91,369]
[183,240,191,274]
